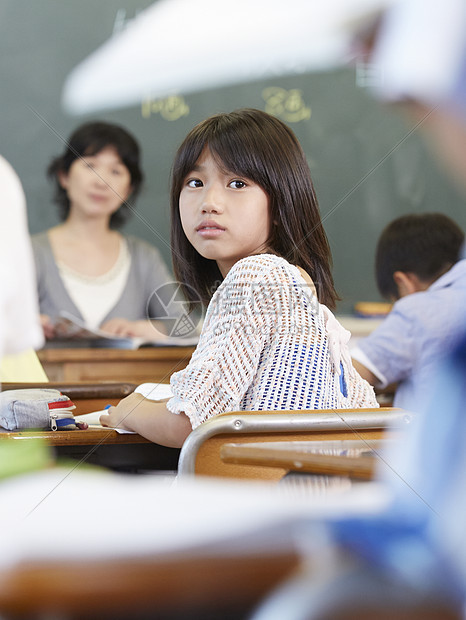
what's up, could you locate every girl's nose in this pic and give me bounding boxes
[201,185,223,213]
[202,204,221,214]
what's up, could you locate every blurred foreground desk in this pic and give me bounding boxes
[0,551,299,620]
[37,345,195,384]
[0,427,180,473]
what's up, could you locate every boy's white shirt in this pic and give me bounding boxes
[351,346,388,387]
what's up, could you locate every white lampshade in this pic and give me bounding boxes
[62,0,392,115]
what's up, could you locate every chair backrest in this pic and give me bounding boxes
[178,408,411,481]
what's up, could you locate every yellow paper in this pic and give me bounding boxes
[0,349,48,382]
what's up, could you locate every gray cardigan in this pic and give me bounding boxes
[31,232,177,325]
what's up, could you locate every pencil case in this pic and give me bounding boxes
[0,389,77,431]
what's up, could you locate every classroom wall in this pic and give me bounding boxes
[1,0,465,312]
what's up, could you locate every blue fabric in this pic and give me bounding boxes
[339,362,348,397]
[356,259,466,410]
[333,331,466,603]
[56,417,76,428]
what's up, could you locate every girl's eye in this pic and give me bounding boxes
[112,169,122,176]
[229,180,246,189]
[187,179,203,188]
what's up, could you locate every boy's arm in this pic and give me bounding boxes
[351,297,417,390]
[352,358,380,386]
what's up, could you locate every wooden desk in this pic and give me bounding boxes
[0,426,180,473]
[37,346,195,384]
[0,551,299,620]
[220,440,380,480]
[0,426,148,447]
[1,381,137,416]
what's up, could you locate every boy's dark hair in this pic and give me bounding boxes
[376,213,465,300]
[170,108,337,309]
[47,121,143,228]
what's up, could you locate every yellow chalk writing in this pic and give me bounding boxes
[262,87,311,122]
[142,95,190,121]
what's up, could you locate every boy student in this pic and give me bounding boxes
[352,213,466,411]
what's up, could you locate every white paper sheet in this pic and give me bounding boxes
[76,384,173,433]
[0,469,391,569]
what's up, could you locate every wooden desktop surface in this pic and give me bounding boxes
[0,426,150,446]
[0,381,180,471]
[37,345,195,384]
[0,426,180,473]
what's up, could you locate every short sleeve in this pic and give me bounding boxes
[167,259,283,428]
[356,300,417,387]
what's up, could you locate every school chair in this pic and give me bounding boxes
[178,407,410,481]
[219,439,378,480]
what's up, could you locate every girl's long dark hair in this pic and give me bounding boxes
[171,108,337,309]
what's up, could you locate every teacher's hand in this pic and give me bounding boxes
[40,314,55,339]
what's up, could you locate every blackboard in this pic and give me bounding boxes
[1,0,465,312]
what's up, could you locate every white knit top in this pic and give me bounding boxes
[168,255,377,428]
[56,238,131,329]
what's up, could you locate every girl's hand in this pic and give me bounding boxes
[40,314,55,339]
[99,393,141,431]
[99,393,192,447]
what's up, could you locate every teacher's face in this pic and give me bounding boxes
[59,146,132,220]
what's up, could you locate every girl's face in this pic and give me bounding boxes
[59,146,132,221]
[179,149,271,276]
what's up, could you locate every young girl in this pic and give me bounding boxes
[101,109,378,446]
[32,121,176,341]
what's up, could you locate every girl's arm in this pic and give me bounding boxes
[99,392,192,448]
